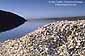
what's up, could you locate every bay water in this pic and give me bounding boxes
[0,19,57,42]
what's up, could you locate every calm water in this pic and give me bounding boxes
[0,19,57,42]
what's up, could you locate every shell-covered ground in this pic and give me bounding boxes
[0,20,85,56]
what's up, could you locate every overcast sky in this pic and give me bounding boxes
[0,0,85,19]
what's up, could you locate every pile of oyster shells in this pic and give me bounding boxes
[0,20,85,56]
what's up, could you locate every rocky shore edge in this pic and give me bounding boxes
[0,20,85,56]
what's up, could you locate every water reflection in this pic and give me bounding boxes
[0,19,57,42]
[0,10,26,32]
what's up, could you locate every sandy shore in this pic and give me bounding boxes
[0,20,85,56]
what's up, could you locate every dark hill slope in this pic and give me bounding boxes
[0,10,26,32]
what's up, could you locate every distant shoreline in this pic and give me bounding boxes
[28,16,85,21]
